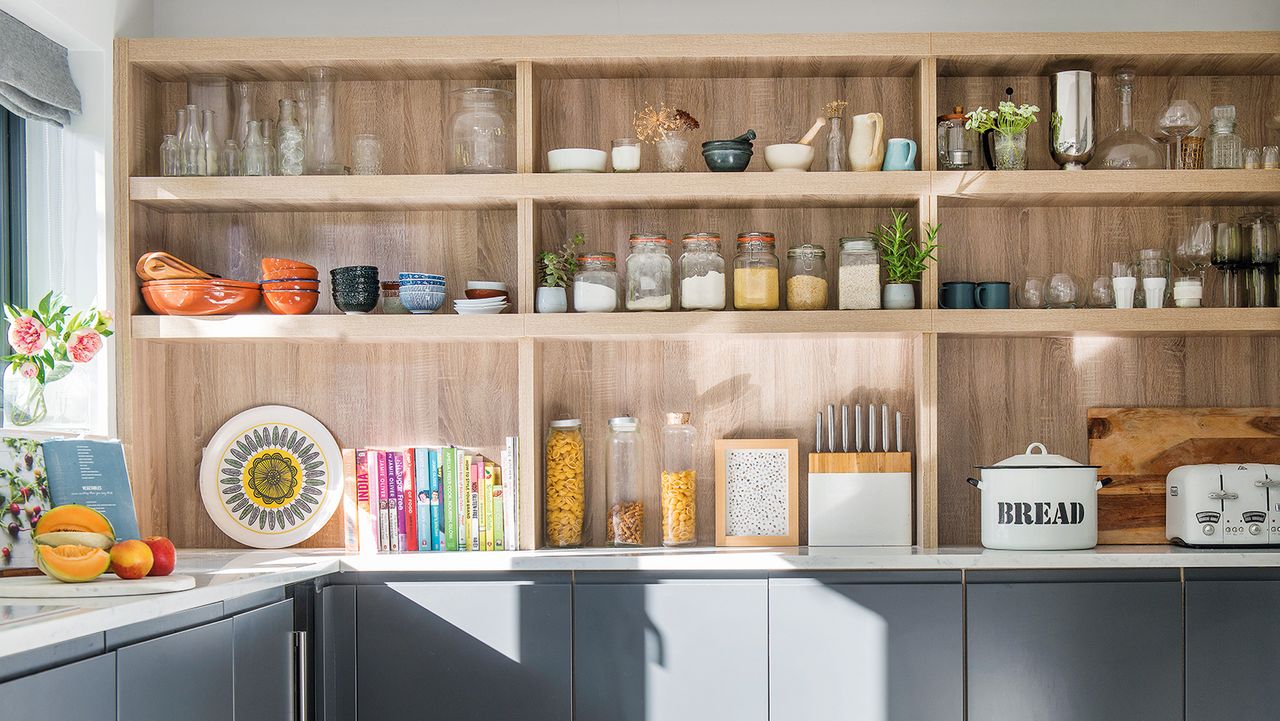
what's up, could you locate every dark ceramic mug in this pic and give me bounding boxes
[975,281,1011,309]
[939,281,976,309]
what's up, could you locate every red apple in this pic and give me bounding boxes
[141,536,176,577]
[110,540,154,579]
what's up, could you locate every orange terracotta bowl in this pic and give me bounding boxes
[261,257,317,276]
[464,288,508,300]
[262,279,321,292]
[262,267,320,281]
[142,280,261,315]
[263,289,320,315]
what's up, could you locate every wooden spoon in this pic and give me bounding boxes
[797,117,828,146]
[135,251,212,281]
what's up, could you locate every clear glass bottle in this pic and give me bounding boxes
[446,87,515,174]
[659,412,696,547]
[572,253,619,313]
[733,232,780,310]
[625,233,673,311]
[838,237,881,309]
[937,106,977,170]
[304,66,339,174]
[1089,69,1163,170]
[160,134,181,177]
[243,120,268,177]
[259,119,277,176]
[786,244,828,310]
[678,232,725,310]
[605,416,644,547]
[179,105,205,176]
[1207,105,1244,169]
[544,419,585,548]
[201,109,220,176]
[221,139,242,177]
[276,99,305,176]
[231,81,255,148]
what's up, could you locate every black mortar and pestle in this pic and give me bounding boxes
[702,130,756,171]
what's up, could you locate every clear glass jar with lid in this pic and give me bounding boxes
[678,233,726,310]
[838,237,881,309]
[937,106,978,170]
[733,232,780,310]
[544,418,585,548]
[625,233,673,311]
[606,416,644,547]
[572,252,619,313]
[659,412,697,547]
[446,87,515,174]
[786,244,828,310]
[1207,104,1243,169]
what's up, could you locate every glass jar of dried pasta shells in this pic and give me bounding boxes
[659,412,697,546]
[544,418,585,547]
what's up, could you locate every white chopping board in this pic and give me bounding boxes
[0,574,196,598]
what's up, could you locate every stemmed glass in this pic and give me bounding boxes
[1157,99,1202,170]
[1175,217,1215,282]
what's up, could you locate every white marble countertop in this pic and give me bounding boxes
[5,545,1280,660]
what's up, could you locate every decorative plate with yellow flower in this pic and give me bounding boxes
[199,405,342,548]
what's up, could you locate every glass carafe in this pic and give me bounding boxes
[659,412,696,547]
[605,416,644,547]
[276,99,305,176]
[1089,69,1163,170]
[243,120,268,177]
[304,66,339,174]
[447,87,515,174]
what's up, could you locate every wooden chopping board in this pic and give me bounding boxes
[1088,407,1280,544]
[0,574,196,598]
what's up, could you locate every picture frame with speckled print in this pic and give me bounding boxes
[714,438,799,547]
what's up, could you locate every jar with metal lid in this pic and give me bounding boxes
[785,244,828,310]
[838,237,881,309]
[625,233,673,311]
[937,106,978,170]
[573,252,619,312]
[380,281,408,314]
[544,419,585,548]
[678,232,726,310]
[659,412,697,547]
[733,232,780,310]
[605,416,644,546]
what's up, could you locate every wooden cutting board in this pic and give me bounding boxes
[1088,407,1280,544]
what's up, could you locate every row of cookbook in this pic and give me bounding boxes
[342,438,519,553]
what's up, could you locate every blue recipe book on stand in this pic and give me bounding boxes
[42,439,141,541]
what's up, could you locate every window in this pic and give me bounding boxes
[0,108,25,311]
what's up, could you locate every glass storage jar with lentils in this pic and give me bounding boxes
[678,232,726,310]
[838,237,881,309]
[573,252,619,312]
[786,244,828,310]
[625,233,673,311]
[544,419,585,548]
[733,232,780,310]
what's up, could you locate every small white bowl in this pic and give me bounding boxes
[547,148,607,173]
[764,143,815,172]
[466,280,508,291]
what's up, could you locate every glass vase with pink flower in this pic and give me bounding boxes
[3,293,112,427]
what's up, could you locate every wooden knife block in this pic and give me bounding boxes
[809,452,912,474]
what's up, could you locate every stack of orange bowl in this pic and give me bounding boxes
[260,257,320,315]
[136,251,261,315]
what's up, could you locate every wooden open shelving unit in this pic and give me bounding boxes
[114,32,1280,551]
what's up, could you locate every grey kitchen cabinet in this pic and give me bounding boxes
[233,598,296,721]
[1186,570,1280,718]
[356,578,572,720]
[966,570,1183,721]
[0,652,115,720]
[769,573,964,721]
[574,576,769,721]
[117,617,235,721]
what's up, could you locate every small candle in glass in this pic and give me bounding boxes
[611,138,641,172]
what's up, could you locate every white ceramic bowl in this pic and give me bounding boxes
[764,143,815,172]
[547,148,607,173]
[466,280,508,291]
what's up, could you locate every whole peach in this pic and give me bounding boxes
[110,539,154,579]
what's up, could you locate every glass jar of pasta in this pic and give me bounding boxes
[659,412,697,546]
[733,232,780,310]
[605,416,644,546]
[544,418,585,547]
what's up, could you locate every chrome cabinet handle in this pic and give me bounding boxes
[292,630,308,721]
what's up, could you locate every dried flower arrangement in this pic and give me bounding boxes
[633,103,700,143]
[823,100,848,119]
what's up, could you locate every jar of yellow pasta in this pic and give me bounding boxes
[659,412,697,546]
[544,418,585,547]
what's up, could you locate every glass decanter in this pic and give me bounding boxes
[1088,69,1163,170]
[1207,105,1243,169]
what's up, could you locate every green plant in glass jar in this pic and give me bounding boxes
[965,101,1040,170]
[537,232,584,313]
[872,209,940,310]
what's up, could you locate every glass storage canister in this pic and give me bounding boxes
[937,106,978,170]
[1207,105,1244,170]
[660,412,697,547]
[544,419,585,548]
[733,232,780,310]
[573,252,619,312]
[606,416,644,547]
[447,87,515,174]
[678,232,726,310]
[786,244,828,310]
[625,233,673,311]
[838,237,881,309]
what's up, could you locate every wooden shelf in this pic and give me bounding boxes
[129,313,525,342]
[935,170,1280,207]
[934,308,1280,337]
[129,175,523,211]
[525,310,930,338]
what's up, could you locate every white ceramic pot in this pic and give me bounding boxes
[536,286,568,313]
[764,143,815,172]
[882,283,915,309]
[967,442,1112,550]
[546,148,607,173]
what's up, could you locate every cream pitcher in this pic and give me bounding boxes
[848,112,885,171]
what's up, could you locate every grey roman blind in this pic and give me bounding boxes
[0,10,81,126]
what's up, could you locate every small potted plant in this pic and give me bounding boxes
[965,101,1040,170]
[537,233,585,313]
[872,209,940,310]
[634,103,700,172]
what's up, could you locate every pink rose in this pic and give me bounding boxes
[7,316,46,355]
[67,328,103,363]
[18,362,38,380]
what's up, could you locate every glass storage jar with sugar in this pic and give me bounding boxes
[573,252,619,312]
[544,419,585,548]
[659,412,697,547]
[838,237,881,309]
[605,416,644,547]
[678,232,726,310]
[786,244,828,310]
[625,234,673,311]
[733,232,780,310]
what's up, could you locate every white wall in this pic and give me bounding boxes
[151,0,1280,37]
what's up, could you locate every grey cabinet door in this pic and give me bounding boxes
[117,617,234,721]
[574,578,769,721]
[1186,573,1280,717]
[0,652,115,720]
[967,571,1182,721]
[356,580,571,720]
[769,575,963,721]
[233,599,295,721]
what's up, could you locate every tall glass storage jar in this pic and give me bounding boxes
[838,238,881,309]
[606,416,644,547]
[678,233,726,310]
[625,234,673,311]
[733,232,780,310]
[786,244,828,310]
[447,87,515,174]
[660,412,697,547]
[544,419,585,548]
[573,253,619,312]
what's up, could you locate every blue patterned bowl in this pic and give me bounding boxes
[400,286,446,314]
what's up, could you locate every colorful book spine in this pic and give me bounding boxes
[342,449,359,553]
[426,449,441,551]
[481,459,492,551]
[392,452,404,552]
[355,449,376,553]
[460,453,472,551]
[469,457,482,551]
[501,439,515,551]
[402,451,417,552]
[442,448,458,551]
[376,450,390,553]
[489,461,503,552]
[414,449,432,551]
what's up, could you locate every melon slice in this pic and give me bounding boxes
[34,531,115,550]
[36,544,111,583]
[34,504,115,538]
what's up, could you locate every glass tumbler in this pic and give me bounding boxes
[1264,146,1280,170]
[1045,273,1082,308]
[1112,261,1138,309]
[1088,275,1115,308]
[1136,249,1171,308]
[1016,276,1046,308]
[352,134,383,175]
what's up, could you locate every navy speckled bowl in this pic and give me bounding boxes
[333,287,379,314]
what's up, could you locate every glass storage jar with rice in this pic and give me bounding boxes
[733,232,780,310]
[786,244,828,310]
[544,419,585,547]
[625,233,673,311]
[573,252,619,312]
[838,237,881,309]
[678,232,726,310]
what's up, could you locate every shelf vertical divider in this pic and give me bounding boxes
[518,198,537,314]
[518,337,544,550]
[914,57,938,171]
[516,60,542,174]
[918,193,940,310]
[914,331,940,548]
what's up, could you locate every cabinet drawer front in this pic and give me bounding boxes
[0,653,115,720]
[234,599,296,721]
[117,617,234,721]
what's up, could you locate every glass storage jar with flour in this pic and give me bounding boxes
[625,234,673,311]
[573,253,619,312]
[677,232,725,310]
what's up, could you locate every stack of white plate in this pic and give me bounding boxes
[454,297,509,315]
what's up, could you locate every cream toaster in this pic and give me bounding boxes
[1166,463,1280,547]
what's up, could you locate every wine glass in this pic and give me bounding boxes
[1157,99,1202,170]
[1175,217,1215,279]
